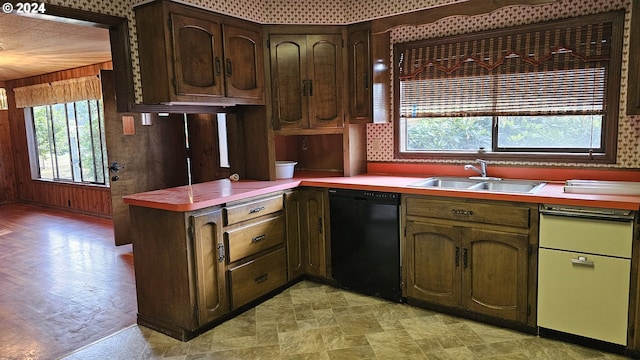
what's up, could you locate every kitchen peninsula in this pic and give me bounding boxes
[124,173,640,355]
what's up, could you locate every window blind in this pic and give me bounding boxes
[398,19,613,118]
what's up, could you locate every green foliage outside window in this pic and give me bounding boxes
[32,100,107,184]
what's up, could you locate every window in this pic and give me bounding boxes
[29,100,108,184]
[395,11,624,163]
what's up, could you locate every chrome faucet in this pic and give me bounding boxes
[464,159,488,178]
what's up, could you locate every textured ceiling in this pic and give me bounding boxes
[0,13,112,81]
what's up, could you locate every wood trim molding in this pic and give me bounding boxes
[627,0,640,115]
[371,0,558,34]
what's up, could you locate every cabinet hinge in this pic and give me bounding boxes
[217,242,225,263]
[266,39,270,49]
[527,304,531,317]
[167,18,172,31]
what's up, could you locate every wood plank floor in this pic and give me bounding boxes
[0,203,136,360]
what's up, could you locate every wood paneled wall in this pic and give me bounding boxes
[0,79,18,204]
[5,62,114,217]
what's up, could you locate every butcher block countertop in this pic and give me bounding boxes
[122,172,640,212]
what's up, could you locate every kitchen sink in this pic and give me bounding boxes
[408,177,481,189]
[408,177,546,194]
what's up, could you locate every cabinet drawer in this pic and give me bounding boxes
[225,215,285,263]
[224,194,283,225]
[406,197,530,228]
[228,247,287,309]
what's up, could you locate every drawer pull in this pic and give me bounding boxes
[254,273,268,284]
[249,206,265,214]
[252,234,266,243]
[452,209,474,216]
[571,256,594,267]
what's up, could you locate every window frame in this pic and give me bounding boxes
[393,11,625,164]
[26,99,108,186]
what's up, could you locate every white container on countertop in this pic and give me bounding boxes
[276,161,297,179]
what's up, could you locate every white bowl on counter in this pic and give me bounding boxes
[276,161,297,179]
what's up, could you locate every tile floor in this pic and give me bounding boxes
[61,281,632,360]
[0,203,633,360]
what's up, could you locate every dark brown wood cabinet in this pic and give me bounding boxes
[135,0,264,105]
[269,33,344,130]
[129,206,228,341]
[285,188,329,279]
[285,190,305,280]
[347,25,372,123]
[403,196,537,327]
[223,193,288,309]
[191,209,230,325]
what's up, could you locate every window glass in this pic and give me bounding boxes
[395,11,623,162]
[31,100,107,185]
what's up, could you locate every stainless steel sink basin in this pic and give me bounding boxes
[408,177,481,189]
[468,179,546,193]
[408,177,546,194]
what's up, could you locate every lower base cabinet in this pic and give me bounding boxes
[130,192,290,341]
[130,206,228,341]
[285,188,329,280]
[403,196,537,327]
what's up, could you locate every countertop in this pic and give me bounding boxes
[122,172,640,212]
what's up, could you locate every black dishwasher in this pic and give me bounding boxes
[329,188,402,302]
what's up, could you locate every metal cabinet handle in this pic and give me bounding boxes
[254,273,268,284]
[215,57,221,76]
[249,206,265,214]
[226,59,232,76]
[302,80,307,96]
[455,247,460,267]
[463,248,469,268]
[308,80,313,96]
[571,256,594,267]
[251,234,266,243]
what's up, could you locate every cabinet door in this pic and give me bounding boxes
[307,34,344,128]
[405,221,462,307]
[171,13,224,98]
[270,35,309,129]
[303,189,327,277]
[285,191,305,280]
[223,24,264,101]
[191,209,229,325]
[347,28,371,123]
[462,228,528,322]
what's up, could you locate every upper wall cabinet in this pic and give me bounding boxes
[269,32,344,131]
[347,24,372,124]
[135,0,264,106]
